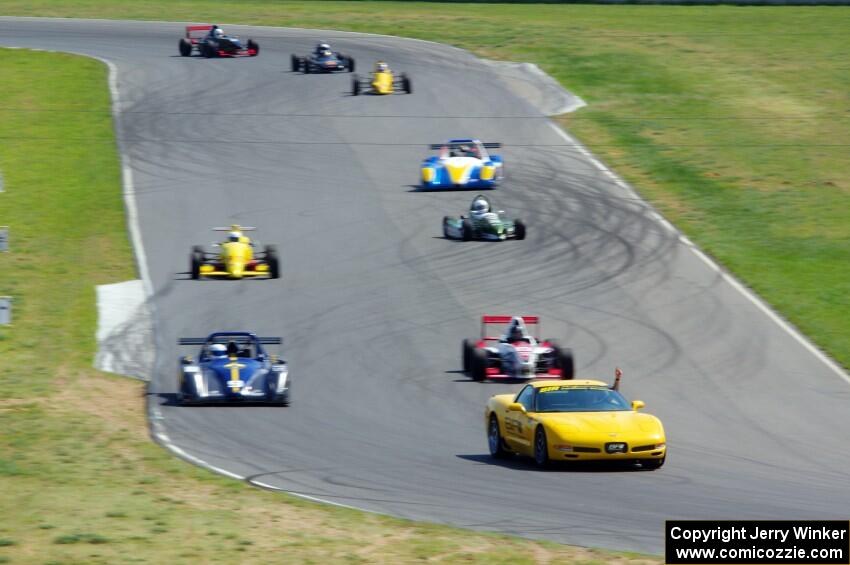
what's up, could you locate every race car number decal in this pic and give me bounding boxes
[223,361,245,388]
[539,385,609,393]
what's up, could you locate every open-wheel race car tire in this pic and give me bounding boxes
[247,39,259,56]
[179,38,192,57]
[471,348,488,382]
[190,251,202,280]
[548,341,574,380]
[514,219,526,240]
[302,60,311,74]
[352,76,360,96]
[402,74,412,94]
[346,56,355,72]
[274,386,291,407]
[488,414,510,459]
[443,216,455,239]
[462,218,473,241]
[462,338,477,373]
[265,244,280,279]
[291,55,300,72]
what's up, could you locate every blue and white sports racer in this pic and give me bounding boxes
[420,139,503,190]
[177,332,290,405]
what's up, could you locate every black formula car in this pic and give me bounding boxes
[291,44,354,73]
[178,25,258,58]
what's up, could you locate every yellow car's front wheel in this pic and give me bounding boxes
[488,415,509,459]
[534,426,550,468]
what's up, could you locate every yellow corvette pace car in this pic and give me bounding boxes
[485,378,666,469]
[190,225,279,280]
[351,61,412,95]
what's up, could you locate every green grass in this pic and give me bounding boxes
[0,0,846,369]
[0,45,661,565]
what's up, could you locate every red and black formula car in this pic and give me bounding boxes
[178,25,258,58]
[462,316,575,382]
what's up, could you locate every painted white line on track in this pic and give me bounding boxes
[103,60,153,299]
[287,492,368,512]
[547,121,850,385]
[89,48,388,516]
[149,403,373,510]
[101,52,249,486]
[148,404,245,480]
[251,481,367,511]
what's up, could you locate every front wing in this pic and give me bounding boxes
[421,166,498,189]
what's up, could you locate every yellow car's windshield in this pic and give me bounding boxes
[536,387,630,413]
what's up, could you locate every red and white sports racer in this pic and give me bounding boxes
[462,316,575,382]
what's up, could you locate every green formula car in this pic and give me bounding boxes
[442,195,526,241]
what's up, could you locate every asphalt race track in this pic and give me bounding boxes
[3,17,849,554]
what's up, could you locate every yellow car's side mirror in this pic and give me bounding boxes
[632,400,645,411]
[508,402,527,414]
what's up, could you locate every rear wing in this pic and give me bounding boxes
[213,225,256,232]
[480,315,539,341]
[185,25,212,40]
[428,142,501,150]
[179,337,282,345]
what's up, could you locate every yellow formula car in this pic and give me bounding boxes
[485,377,666,469]
[351,61,412,95]
[190,225,279,280]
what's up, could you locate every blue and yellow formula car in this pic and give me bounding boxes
[420,139,503,190]
[177,332,291,405]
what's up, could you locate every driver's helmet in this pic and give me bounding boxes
[508,325,525,342]
[209,343,228,358]
[457,144,476,157]
[375,61,389,72]
[228,231,241,242]
[213,28,224,38]
[471,198,489,214]
[317,42,330,52]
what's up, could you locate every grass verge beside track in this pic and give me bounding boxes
[3,0,846,370]
[0,48,661,565]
